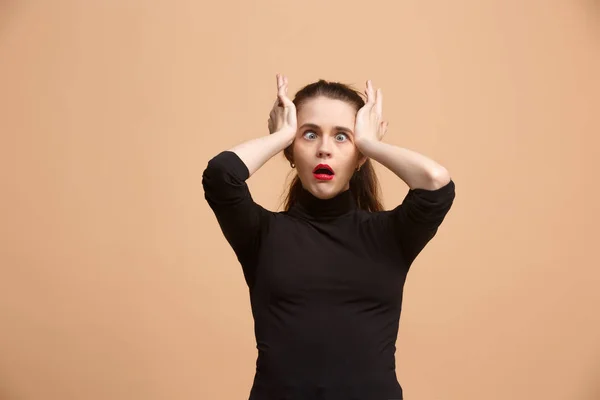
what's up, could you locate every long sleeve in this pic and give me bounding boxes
[202,151,270,287]
[387,179,456,267]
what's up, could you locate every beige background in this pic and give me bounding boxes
[1,1,599,399]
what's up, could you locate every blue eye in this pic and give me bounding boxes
[303,131,317,140]
[335,133,348,142]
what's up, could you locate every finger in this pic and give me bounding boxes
[278,75,286,97]
[279,93,294,108]
[365,80,376,107]
[375,88,383,115]
[278,78,287,104]
[276,74,284,105]
[278,78,294,107]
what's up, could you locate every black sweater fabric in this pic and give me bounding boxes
[202,151,456,400]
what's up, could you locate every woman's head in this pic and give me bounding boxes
[283,79,383,212]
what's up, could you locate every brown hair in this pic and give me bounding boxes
[282,79,384,212]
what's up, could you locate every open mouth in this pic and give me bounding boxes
[312,164,334,181]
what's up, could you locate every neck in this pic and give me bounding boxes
[288,186,356,220]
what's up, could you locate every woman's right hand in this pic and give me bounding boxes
[268,74,297,137]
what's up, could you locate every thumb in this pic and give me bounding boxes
[381,121,388,138]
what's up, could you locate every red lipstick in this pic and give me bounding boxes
[312,164,334,181]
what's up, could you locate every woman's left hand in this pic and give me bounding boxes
[354,80,388,149]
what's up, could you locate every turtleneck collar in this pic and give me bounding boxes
[288,186,357,220]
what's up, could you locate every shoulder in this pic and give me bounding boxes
[352,208,394,233]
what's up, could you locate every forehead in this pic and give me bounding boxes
[297,96,356,127]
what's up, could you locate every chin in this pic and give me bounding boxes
[307,183,343,200]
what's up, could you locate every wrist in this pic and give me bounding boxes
[355,137,379,154]
[275,128,297,146]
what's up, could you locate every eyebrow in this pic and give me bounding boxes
[299,123,354,134]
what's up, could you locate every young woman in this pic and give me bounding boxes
[202,74,456,400]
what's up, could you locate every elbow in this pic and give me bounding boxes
[201,157,225,193]
[428,167,452,190]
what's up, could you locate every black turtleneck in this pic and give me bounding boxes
[202,151,455,400]
[289,184,356,220]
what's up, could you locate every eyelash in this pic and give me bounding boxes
[303,131,348,142]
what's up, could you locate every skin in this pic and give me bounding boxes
[292,96,366,199]
[230,74,451,200]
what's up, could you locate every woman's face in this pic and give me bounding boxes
[292,96,365,200]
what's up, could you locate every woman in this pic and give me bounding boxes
[202,74,456,400]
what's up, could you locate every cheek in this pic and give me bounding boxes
[292,142,311,169]
[340,146,359,170]
[292,139,312,161]
[340,163,357,178]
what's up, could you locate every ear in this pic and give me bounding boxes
[284,145,294,163]
[357,154,368,169]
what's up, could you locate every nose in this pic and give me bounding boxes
[317,136,332,158]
